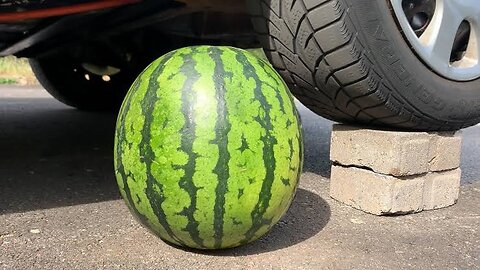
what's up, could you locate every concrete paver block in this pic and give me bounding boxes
[330,165,461,215]
[423,168,461,210]
[330,125,462,176]
[428,133,462,172]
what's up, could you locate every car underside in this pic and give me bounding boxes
[0,0,256,110]
[1,0,480,131]
[0,0,253,58]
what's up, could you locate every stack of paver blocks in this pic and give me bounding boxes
[329,124,462,215]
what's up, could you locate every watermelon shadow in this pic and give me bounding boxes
[182,188,331,255]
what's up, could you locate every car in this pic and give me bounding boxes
[1,0,479,131]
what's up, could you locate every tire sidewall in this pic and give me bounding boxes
[351,0,480,124]
[30,53,141,111]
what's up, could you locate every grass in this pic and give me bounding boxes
[0,56,37,85]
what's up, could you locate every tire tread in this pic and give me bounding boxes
[248,0,477,130]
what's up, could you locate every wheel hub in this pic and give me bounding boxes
[81,63,121,76]
[390,0,480,81]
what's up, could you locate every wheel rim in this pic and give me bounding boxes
[80,63,122,82]
[390,0,480,81]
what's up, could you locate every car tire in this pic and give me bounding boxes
[29,51,146,111]
[247,0,480,130]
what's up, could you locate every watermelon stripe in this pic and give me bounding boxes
[290,95,304,198]
[115,51,184,245]
[233,50,278,244]
[255,58,286,115]
[115,77,152,228]
[208,47,233,249]
[282,71,304,181]
[281,71,303,205]
[187,48,219,248]
[217,47,266,248]
[139,56,187,246]
[248,49,302,239]
[143,48,198,248]
[175,49,205,248]
[288,139,295,166]
[251,52,304,186]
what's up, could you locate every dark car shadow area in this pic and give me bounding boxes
[0,98,121,215]
[0,97,335,215]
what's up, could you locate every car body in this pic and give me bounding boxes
[1,0,479,130]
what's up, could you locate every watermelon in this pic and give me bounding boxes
[114,46,303,250]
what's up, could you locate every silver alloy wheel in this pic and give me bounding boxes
[390,0,480,81]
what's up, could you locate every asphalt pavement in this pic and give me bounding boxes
[0,86,479,269]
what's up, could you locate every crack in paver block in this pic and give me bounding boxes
[330,125,462,176]
[330,165,461,215]
[329,124,462,215]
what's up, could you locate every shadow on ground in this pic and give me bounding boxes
[0,98,120,214]
[0,98,334,215]
[181,188,331,255]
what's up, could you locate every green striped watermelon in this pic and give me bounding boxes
[114,46,303,250]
